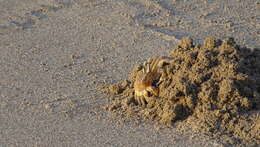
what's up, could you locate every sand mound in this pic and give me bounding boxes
[102,37,260,146]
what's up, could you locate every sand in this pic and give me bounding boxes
[0,0,259,146]
[103,37,260,146]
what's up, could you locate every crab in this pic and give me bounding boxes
[134,56,171,105]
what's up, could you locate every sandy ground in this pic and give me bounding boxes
[0,0,259,146]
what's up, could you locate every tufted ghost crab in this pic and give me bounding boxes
[134,56,172,105]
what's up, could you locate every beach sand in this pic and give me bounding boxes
[0,0,259,146]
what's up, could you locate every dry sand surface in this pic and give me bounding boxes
[0,0,259,146]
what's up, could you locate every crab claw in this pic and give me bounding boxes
[146,86,159,96]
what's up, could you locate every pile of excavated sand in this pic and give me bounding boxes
[102,37,260,146]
